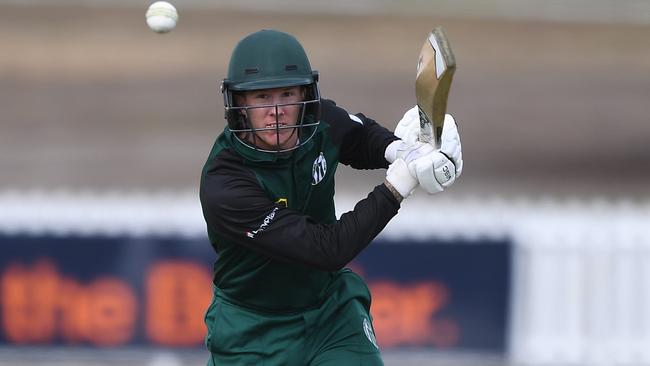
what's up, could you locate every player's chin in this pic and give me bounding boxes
[261,132,297,150]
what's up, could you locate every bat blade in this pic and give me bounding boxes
[415,26,456,148]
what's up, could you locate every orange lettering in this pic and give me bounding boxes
[145,261,212,346]
[86,278,137,346]
[369,281,459,348]
[1,260,59,343]
[1,260,137,346]
[58,278,89,343]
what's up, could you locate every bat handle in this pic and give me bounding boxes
[433,126,443,149]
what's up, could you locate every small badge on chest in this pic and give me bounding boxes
[311,152,327,185]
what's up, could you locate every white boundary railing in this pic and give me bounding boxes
[508,201,650,366]
[1,190,649,365]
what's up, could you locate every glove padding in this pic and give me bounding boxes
[385,140,434,164]
[440,114,463,178]
[393,107,464,192]
[408,151,456,194]
[393,106,420,145]
[385,159,418,199]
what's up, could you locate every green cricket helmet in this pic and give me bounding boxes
[222,29,321,153]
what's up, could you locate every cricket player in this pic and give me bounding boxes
[199,29,463,366]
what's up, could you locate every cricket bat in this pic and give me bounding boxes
[415,26,456,149]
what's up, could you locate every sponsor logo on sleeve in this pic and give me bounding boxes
[246,207,279,238]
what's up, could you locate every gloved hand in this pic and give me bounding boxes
[385,139,434,164]
[385,159,418,199]
[408,151,456,194]
[391,107,464,194]
[440,114,463,178]
[393,105,420,145]
[408,114,463,194]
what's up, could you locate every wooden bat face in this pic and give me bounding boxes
[415,26,456,148]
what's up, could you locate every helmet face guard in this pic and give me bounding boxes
[222,29,321,153]
[222,78,321,153]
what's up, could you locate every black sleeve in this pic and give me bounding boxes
[200,159,400,272]
[321,99,399,170]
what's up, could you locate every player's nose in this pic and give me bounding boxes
[268,104,285,117]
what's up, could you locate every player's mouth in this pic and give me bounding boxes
[266,123,286,129]
[264,123,294,136]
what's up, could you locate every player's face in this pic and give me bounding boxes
[237,87,305,151]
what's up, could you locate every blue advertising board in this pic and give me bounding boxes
[0,234,509,351]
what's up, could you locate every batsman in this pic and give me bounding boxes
[200,28,462,366]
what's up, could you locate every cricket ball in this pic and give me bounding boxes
[146,1,178,34]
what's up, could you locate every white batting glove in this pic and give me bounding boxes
[408,152,456,194]
[385,159,418,199]
[393,106,420,145]
[390,107,463,194]
[384,139,434,164]
[440,114,463,178]
[409,114,463,194]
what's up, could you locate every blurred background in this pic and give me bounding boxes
[0,0,649,365]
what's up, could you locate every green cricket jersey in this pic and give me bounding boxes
[200,99,400,312]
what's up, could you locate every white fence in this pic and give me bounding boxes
[509,201,650,366]
[387,196,650,365]
[1,190,649,365]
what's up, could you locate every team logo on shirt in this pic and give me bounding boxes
[312,152,327,185]
[363,317,379,349]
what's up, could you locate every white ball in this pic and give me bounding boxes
[146,1,178,34]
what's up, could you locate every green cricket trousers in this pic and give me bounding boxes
[204,269,383,366]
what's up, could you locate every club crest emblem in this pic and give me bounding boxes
[311,152,327,185]
[363,318,379,349]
